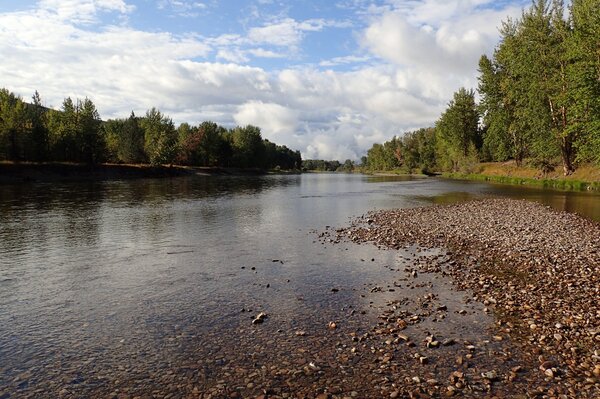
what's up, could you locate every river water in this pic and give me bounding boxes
[0,174,599,397]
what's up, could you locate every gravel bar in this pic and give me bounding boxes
[330,198,599,398]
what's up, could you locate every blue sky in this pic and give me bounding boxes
[0,0,529,160]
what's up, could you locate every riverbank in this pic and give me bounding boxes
[328,198,599,397]
[444,162,600,191]
[0,162,297,183]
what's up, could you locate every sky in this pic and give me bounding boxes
[0,0,530,161]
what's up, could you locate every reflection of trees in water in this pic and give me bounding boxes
[0,182,106,257]
[542,194,600,222]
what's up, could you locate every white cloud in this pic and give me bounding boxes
[247,18,349,48]
[319,55,371,67]
[0,0,528,161]
[247,48,285,58]
[248,18,304,47]
[363,10,504,73]
[216,48,249,63]
[234,101,299,146]
[38,0,134,23]
[157,0,207,17]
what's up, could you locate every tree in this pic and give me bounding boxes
[365,137,402,171]
[569,0,600,165]
[28,91,49,161]
[231,125,265,168]
[77,98,104,164]
[0,89,27,161]
[338,159,355,172]
[140,108,177,165]
[478,54,517,163]
[46,97,104,163]
[104,112,145,164]
[198,122,227,166]
[435,88,481,171]
[400,127,437,173]
[489,0,574,174]
[47,97,78,162]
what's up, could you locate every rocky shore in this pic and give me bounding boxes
[327,198,599,398]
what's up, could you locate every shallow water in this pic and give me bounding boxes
[0,174,598,396]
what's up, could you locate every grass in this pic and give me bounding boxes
[442,161,600,192]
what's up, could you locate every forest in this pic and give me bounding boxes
[363,0,599,176]
[302,159,355,172]
[0,90,301,170]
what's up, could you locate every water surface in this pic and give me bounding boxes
[1,174,598,396]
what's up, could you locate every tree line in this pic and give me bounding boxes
[302,159,355,172]
[363,0,599,176]
[0,89,301,170]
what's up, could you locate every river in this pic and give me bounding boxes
[0,174,598,397]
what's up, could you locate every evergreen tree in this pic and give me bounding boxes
[78,98,104,164]
[28,91,49,161]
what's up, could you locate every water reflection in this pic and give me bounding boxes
[0,174,599,396]
[429,179,600,221]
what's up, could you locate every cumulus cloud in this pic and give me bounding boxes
[234,101,299,145]
[363,3,523,74]
[0,0,527,161]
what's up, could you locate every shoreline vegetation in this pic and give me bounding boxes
[0,91,302,174]
[442,161,600,191]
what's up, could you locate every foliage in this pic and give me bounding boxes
[0,89,28,161]
[140,108,178,166]
[229,125,265,168]
[302,159,341,171]
[477,0,600,175]
[365,0,599,176]
[569,0,600,165]
[0,88,301,170]
[45,97,104,163]
[362,128,437,173]
[105,112,146,164]
[435,88,481,172]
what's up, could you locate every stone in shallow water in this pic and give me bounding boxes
[252,312,268,324]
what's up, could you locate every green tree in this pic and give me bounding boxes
[28,91,49,161]
[47,97,78,162]
[435,88,481,172]
[104,112,145,164]
[46,97,104,163]
[231,125,265,168]
[365,137,402,171]
[198,121,227,166]
[338,159,355,172]
[140,108,177,165]
[0,89,27,161]
[478,54,516,163]
[569,0,600,165]
[77,98,104,164]
[400,127,437,173]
